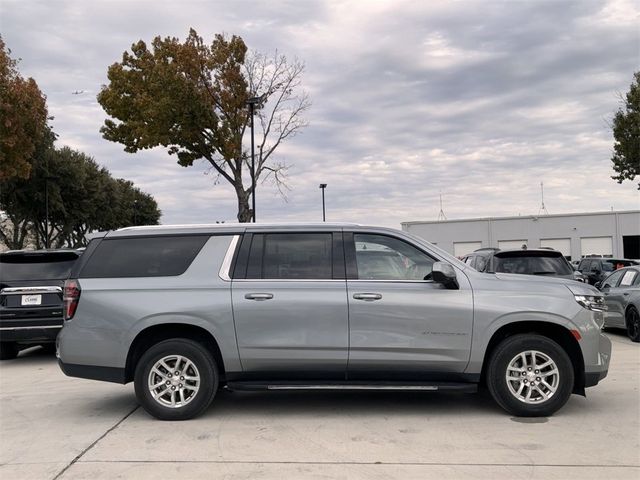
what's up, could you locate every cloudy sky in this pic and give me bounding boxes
[1,0,638,227]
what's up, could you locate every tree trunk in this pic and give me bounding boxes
[236,186,252,223]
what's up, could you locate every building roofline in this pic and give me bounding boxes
[401,210,640,227]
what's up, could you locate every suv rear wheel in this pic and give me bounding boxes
[487,334,574,417]
[134,338,218,420]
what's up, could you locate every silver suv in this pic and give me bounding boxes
[57,224,611,420]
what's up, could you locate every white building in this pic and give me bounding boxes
[402,210,640,261]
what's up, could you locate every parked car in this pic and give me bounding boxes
[596,266,640,342]
[1,249,82,360]
[58,224,610,420]
[462,248,584,282]
[577,258,639,286]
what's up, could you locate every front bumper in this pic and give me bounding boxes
[583,332,611,388]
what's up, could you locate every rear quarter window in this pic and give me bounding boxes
[80,235,208,278]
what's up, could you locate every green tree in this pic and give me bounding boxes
[0,36,49,180]
[0,146,161,249]
[611,71,640,189]
[97,29,310,222]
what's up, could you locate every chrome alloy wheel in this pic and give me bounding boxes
[506,350,559,404]
[148,355,200,408]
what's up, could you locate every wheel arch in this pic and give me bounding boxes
[124,323,226,384]
[480,321,585,396]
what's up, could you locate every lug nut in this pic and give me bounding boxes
[528,367,532,371]
[180,376,185,381]
[536,377,541,381]
[535,370,539,374]
[166,381,170,385]
[171,386,176,390]
[523,379,528,383]
[179,384,183,388]
[175,371,180,375]
[168,373,172,378]
[522,372,526,376]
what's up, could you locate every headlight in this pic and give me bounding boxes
[574,295,607,312]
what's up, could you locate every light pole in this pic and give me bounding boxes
[319,184,327,222]
[44,175,56,249]
[246,94,267,223]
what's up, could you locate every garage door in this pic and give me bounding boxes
[453,241,481,257]
[580,237,613,257]
[498,240,528,250]
[540,238,571,257]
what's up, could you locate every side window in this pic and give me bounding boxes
[80,235,208,278]
[353,234,435,281]
[247,233,333,280]
[475,255,488,272]
[578,260,589,271]
[619,270,638,287]
[602,270,624,288]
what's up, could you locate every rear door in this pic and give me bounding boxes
[231,231,349,377]
[344,231,473,379]
[600,269,626,328]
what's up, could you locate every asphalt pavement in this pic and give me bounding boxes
[0,331,638,479]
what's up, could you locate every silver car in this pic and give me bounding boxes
[57,224,611,420]
[597,266,640,342]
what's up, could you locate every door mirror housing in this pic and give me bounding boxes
[432,262,459,289]
[594,281,602,290]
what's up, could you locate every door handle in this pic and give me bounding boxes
[353,293,382,301]
[623,293,630,296]
[244,293,274,301]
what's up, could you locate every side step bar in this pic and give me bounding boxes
[226,381,477,393]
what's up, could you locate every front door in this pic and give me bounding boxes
[231,231,348,378]
[345,232,473,379]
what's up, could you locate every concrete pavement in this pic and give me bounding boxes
[0,331,638,479]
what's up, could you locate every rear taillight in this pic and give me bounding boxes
[63,279,81,320]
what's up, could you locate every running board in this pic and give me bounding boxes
[226,381,477,393]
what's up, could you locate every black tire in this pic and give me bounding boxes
[486,334,574,417]
[0,342,19,360]
[134,338,218,421]
[626,306,640,343]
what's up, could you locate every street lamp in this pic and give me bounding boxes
[319,184,327,222]
[246,94,267,223]
[44,175,57,249]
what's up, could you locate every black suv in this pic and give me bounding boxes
[0,249,81,359]
[462,247,582,281]
[577,257,639,286]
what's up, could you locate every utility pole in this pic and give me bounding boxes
[437,192,447,221]
[319,184,327,221]
[538,182,549,215]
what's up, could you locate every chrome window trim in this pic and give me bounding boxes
[218,235,240,282]
[0,326,62,331]
[347,279,435,284]
[233,279,345,283]
[1,286,62,295]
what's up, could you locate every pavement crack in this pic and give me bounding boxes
[51,405,139,480]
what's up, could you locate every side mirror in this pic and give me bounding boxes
[594,281,602,289]
[432,261,459,289]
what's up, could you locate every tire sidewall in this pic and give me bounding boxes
[134,339,218,420]
[626,307,640,342]
[487,334,574,417]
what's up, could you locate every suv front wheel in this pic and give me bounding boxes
[134,338,218,420]
[487,334,574,417]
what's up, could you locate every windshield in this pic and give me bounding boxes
[0,253,79,281]
[491,254,573,275]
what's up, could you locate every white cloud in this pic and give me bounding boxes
[1,0,638,228]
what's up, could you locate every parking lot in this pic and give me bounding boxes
[0,331,636,480]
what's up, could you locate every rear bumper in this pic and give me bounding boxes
[58,359,126,384]
[0,319,62,343]
[584,369,608,388]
